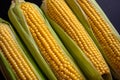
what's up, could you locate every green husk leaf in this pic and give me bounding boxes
[8,1,57,80]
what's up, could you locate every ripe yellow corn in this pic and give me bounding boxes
[0,23,38,80]
[76,0,120,76]
[20,2,84,80]
[42,0,110,77]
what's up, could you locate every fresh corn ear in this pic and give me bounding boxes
[8,0,86,80]
[45,15,105,80]
[41,0,112,80]
[0,18,45,80]
[8,1,57,80]
[65,0,120,79]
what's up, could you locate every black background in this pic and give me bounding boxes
[0,0,42,21]
[0,0,120,79]
[96,0,120,34]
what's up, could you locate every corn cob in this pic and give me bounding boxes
[70,0,120,79]
[0,18,45,80]
[41,0,111,79]
[8,1,57,80]
[21,2,84,80]
[8,0,86,80]
[46,16,105,80]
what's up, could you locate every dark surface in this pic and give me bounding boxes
[96,0,120,34]
[0,0,120,79]
[0,71,5,80]
[0,0,42,21]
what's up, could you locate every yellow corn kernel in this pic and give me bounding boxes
[0,23,38,80]
[43,0,110,76]
[76,0,120,74]
[20,2,83,80]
